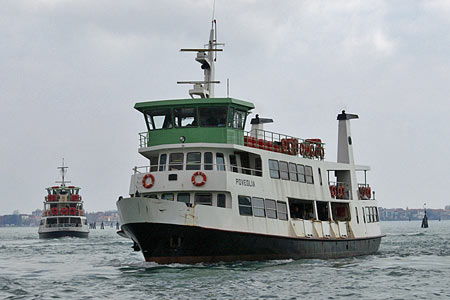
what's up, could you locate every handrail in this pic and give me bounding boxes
[133,162,263,177]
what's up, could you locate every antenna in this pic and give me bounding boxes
[212,0,216,24]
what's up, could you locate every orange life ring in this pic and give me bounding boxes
[290,138,299,155]
[191,171,207,186]
[142,173,155,189]
[330,185,337,198]
[51,207,58,215]
[69,207,76,215]
[60,207,68,215]
[309,145,315,157]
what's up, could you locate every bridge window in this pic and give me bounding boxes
[227,107,246,129]
[269,160,280,179]
[162,193,174,201]
[186,152,201,170]
[229,155,238,173]
[238,195,252,216]
[252,197,265,217]
[199,106,227,127]
[145,108,172,130]
[174,107,197,127]
[169,153,184,171]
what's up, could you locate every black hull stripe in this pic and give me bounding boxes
[38,231,89,239]
[122,223,382,264]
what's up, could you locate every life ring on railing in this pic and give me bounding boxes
[69,207,76,215]
[337,186,345,199]
[366,186,371,199]
[60,207,68,215]
[142,173,155,189]
[330,185,336,198]
[299,143,305,156]
[51,207,58,215]
[191,171,207,186]
[290,138,299,155]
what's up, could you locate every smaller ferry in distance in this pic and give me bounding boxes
[38,161,89,238]
[117,19,383,263]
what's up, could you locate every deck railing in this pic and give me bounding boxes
[328,181,351,200]
[244,129,325,160]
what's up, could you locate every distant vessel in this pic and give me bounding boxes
[38,161,89,238]
[117,19,383,263]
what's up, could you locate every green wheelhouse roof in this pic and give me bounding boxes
[134,97,255,112]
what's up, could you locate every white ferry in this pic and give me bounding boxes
[116,20,383,263]
[38,162,89,238]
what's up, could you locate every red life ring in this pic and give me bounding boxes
[69,207,76,215]
[309,145,315,157]
[290,138,299,155]
[299,143,305,156]
[366,186,371,199]
[142,173,155,189]
[51,207,58,215]
[191,171,207,186]
[338,186,345,198]
[330,185,336,198]
[60,207,68,215]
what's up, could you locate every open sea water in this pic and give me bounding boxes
[1,221,450,300]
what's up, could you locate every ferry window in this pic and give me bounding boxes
[229,155,238,173]
[186,152,201,170]
[217,194,226,208]
[255,158,262,177]
[145,108,173,130]
[252,197,266,217]
[216,153,225,171]
[279,161,289,180]
[199,106,227,127]
[305,166,314,184]
[162,193,174,201]
[366,207,371,222]
[174,107,197,127]
[204,152,213,170]
[177,193,190,204]
[47,218,56,225]
[269,160,280,179]
[362,207,366,223]
[265,199,277,219]
[355,207,359,224]
[297,164,306,183]
[277,201,288,221]
[169,153,184,171]
[195,193,212,206]
[375,207,379,222]
[238,195,253,216]
[318,168,323,185]
[289,163,298,182]
[228,107,246,129]
[159,154,167,171]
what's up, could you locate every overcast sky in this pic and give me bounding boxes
[1,0,450,214]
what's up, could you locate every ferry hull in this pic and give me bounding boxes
[38,230,89,239]
[122,222,382,264]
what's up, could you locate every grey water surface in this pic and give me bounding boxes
[1,221,449,299]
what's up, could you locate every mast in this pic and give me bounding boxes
[56,158,70,187]
[178,19,224,99]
